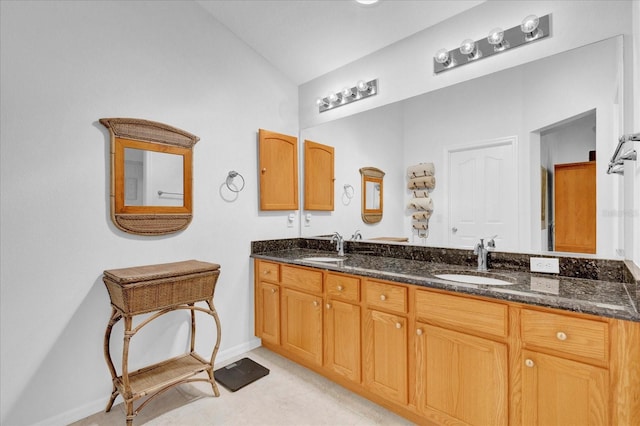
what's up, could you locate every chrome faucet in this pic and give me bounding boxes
[351,230,363,240]
[332,232,345,257]
[473,236,496,272]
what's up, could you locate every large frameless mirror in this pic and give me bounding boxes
[100,118,199,235]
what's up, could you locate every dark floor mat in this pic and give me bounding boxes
[214,357,270,392]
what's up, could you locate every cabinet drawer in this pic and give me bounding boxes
[415,290,508,338]
[326,273,360,302]
[365,280,407,314]
[521,309,608,363]
[281,265,323,293]
[257,260,280,283]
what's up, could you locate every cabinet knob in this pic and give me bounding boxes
[270,288,276,294]
[380,294,387,301]
[416,328,423,336]
[337,285,344,291]
[395,322,402,329]
[326,303,331,309]
[262,168,267,173]
[525,359,535,368]
[313,300,319,307]
[263,270,270,275]
[556,331,567,341]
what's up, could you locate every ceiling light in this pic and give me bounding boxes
[355,0,379,5]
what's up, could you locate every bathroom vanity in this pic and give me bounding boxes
[251,239,639,426]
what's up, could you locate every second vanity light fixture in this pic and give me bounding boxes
[316,79,378,113]
[434,14,550,74]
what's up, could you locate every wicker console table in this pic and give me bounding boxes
[102,260,221,425]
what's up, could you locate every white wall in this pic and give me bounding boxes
[0,1,298,424]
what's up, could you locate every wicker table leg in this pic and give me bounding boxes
[207,300,222,397]
[104,307,122,412]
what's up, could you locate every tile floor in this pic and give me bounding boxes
[72,346,413,425]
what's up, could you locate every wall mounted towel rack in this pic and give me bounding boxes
[157,190,183,197]
[226,170,245,192]
[607,133,639,175]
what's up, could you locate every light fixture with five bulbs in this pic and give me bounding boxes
[434,14,550,74]
[316,79,378,113]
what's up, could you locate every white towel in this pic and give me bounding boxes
[407,176,436,190]
[411,190,430,198]
[412,221,429,230]
[407,163,435,178]
[407,197,433,211]
[412,211,432,220]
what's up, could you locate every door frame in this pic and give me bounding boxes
[444,136,519,248]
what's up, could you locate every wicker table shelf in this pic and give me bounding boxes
[102,260,221,426]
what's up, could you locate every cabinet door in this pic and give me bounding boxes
[304,140,334,211]
[258,129,298,211]
[522,350,609,426]
[281,288,323,366]
[415,323,508,426]
[256,281,280,345]
[363,309,407,404]
[325,299,361,382]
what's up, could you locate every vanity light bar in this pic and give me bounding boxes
[316,79,378,113]
[434,14,550,74]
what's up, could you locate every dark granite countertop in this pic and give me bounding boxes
[252,247,639,323]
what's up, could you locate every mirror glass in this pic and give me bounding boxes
[300,37,624,258]
[124,148,184,207]
[360,167,384,223]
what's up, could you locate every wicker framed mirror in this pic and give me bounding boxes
[360,167,384,224]
[99,118,199,235]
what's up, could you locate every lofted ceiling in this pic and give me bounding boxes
[196,0,485,85]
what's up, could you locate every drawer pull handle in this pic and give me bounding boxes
[380,294,387,301]
[556,331,567,341]
[525,359,535,368]
[263,270,271,275]
[326,303,331,309]
[416,328,423,336]
[313,300,319,307]
[337,285,344,291]
[395,322,402,329]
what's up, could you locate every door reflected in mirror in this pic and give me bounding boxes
[360,167,384,223]
[124,148,184,207]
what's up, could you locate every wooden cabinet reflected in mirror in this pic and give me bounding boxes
[360,167,384,224]
[99,118,199,235]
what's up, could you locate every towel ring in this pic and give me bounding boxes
[344,184,354,199]
[226,170,245,193]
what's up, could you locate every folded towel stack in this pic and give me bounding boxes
[407,163,435,178]
[407,162,436,238]
[407,176,436,190]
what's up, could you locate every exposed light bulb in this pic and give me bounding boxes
[487,28,508,51]
[315,97,328,107]
[434,48,452,67]
[521,14,541,40]
[459,39,480,59]
[328,92,339,103]
[356,80,370,92]
[342,87,354,98]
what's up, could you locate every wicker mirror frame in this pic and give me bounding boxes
[99,118,199,236]
[360,167,384,224]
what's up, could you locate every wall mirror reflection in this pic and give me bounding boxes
[300,36,624,259]
[360,167,384,223]
[100,118,199,236]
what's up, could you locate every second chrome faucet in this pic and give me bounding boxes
[332,232,345,257]
[473,236,496,271]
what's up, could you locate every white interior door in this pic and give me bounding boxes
[448,138,517,250]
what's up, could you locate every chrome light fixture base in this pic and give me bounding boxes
[434,14,550,74]
[317,79,378,113]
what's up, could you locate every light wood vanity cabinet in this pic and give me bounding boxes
[363,279,409,405]
[253,259,640,425]
[414,290,509,425]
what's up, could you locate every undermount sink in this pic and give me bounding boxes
[300,256,347,262]
[434,273,514,286]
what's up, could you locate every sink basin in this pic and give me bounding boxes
[434,273,514,286]
[300,256,347,262]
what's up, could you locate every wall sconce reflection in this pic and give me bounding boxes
[316,79,378,113]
